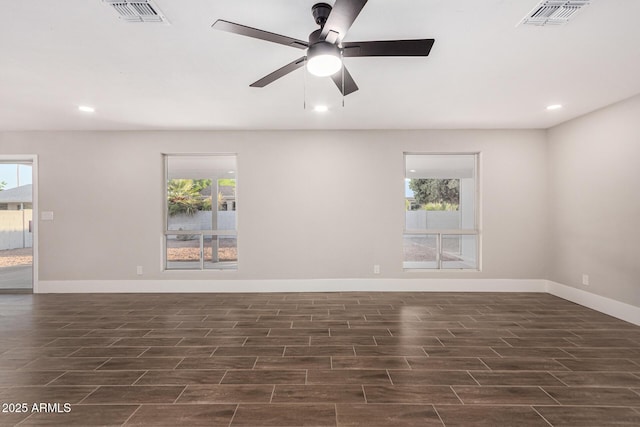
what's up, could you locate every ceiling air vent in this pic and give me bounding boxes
[520,0,591,26]
[103,0,167,23]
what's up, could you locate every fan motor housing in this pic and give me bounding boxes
[308,29,323,45]
[307,41,340,59]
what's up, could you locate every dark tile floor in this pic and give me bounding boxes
[0,292,639,426]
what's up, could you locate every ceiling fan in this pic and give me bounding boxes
[211,0,435,96]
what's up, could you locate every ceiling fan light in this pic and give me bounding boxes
[307,55,342,77]
[307,42,342,77]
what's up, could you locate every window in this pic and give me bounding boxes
[404,154,479,270]
[164,155,237,270]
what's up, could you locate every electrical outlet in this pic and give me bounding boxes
[136,266,143,276]
[373,265,380,274]
[582,274,589,286]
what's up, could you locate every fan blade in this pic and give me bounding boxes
[212,20,308,50]
[342,39,435,57]
[320,0,368,44]
[330,66,359,96]
[250,57,307,88]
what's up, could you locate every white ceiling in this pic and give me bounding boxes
[1,0,639,131]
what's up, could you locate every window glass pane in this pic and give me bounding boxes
[166,234,201,270]
[167,156,236,231]
[204,235,238,270]
[216,178,236,231]
[405,154,475,230]
[404,153,479,271]
[167,179,212,231]
[165,155,237,271]
[441,234,478,270]
[403,234,438,269]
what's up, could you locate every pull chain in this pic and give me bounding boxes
[303,57,307,110]
[341,50,345,107]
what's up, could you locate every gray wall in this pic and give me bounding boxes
[0,129,548,282]
[547,94,640,307]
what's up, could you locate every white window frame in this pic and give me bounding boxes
[403,152,481,271]
[163,154,238,271]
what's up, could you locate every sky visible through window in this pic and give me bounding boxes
[0,164,32,189]
[404,179,414,198]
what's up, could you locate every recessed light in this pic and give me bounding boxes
[314,105,329,113]
[227,170,235,174]
[546,104,563,111]
[409,169,416,173]
[78,105,95,113]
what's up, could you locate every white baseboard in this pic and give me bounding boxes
[546,280,640,326]
[37,278,545,294]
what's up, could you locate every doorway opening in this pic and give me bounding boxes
[0,157,36,292]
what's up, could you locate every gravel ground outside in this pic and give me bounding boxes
[0,248,32,268]
[167,247,237,262]
[403,237,462,262]
[166,238,238,262]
